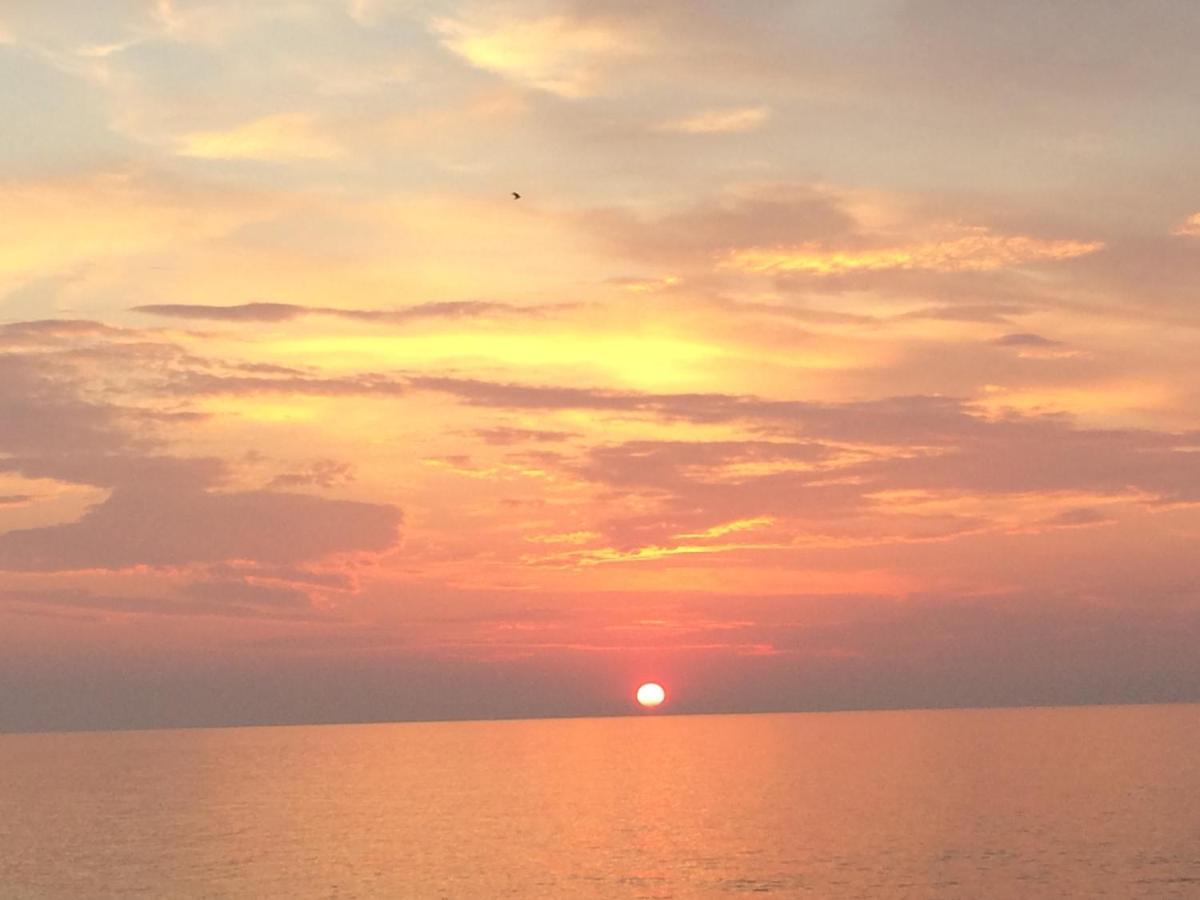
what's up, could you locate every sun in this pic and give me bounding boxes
[636,682,666,708]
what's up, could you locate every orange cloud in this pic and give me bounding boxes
[1173,212,1200,236]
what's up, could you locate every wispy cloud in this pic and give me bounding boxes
[133,301,547,323]
[433,11,638,97]
[657,105,770,134]
[0,169,275,285]
[176,113,343,161]
[677,516,775,539]
[989,332,1079,359]
[991,332,1062,348]
[723,229,1103,275]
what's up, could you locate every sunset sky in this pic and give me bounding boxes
[2,1,1199,732]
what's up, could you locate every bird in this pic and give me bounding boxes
[512,192,521,200]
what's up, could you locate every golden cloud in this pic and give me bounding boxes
[722,227,1103,275]
[676,516,775,539]
[1173,212,1200,237]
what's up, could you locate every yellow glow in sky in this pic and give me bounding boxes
[267,331,728,389]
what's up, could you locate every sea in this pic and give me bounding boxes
[2,703,1198,898]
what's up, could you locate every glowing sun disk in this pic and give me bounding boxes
[636,682,666,708]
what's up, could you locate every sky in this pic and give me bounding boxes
[2,0,1199,732]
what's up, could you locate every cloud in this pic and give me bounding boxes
[1053,235,1200,318]
[0,323,402,573]
[179,577,316,612]
[1173,213,1200,237]
[0,453,227,493]
[723,229,1103,275]
[411,375,689,415]
[0,3,153,54]
[0,350,177,486]
[346,0,383,26]
[1033,507,1116,530]
[582,186,1102,309]
[0,486,401,571]
[176,113,343,161]
[6,584,321,621]
[413,376,995,442]
[868,427,1200,503]
[657,105,770,134]
[991,332,1063,348]
[0,319,129,344]
[890,1,1200,104]
[677,516,774,539]
[474,426,574,445]
[433,9,638,97]
[267,458,356,489]
[0,168,275,284]
[583,440,830,490]
[163,371,411,398]
[131,355,1198,520]
[900,303,1033,324]
[0,329,240,492]
[135,302,305,322]
[132,300,546,323]
[517,397,1200,554]
[989,332,1079,359]
[583,184,856,264]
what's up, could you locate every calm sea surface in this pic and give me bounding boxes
[2,704,1199,898]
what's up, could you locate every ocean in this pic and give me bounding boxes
[2,704,1198,897]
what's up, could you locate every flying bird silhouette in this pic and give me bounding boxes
[512,192,521,200]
